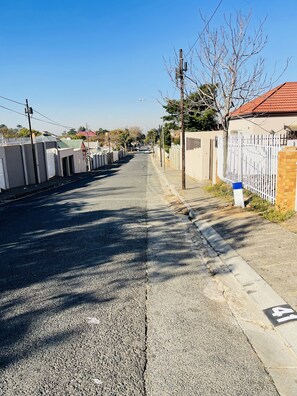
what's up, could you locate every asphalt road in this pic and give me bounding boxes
[0,154,279,395]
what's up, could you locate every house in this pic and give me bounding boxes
[76,130,96,138]
[228,82,297,137]
[58,139,87,175]
[60,138,86,156]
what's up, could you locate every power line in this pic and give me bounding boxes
[0,101,75,130]
[32,109,75,129]
[31,115,75,130]
[0,92,75,129]
[185,0,223,58]
[0,104,26,117]
[0,95,25,106]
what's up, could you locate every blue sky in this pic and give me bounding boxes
[0,0,296,134]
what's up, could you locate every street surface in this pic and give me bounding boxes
[0,154,278,395]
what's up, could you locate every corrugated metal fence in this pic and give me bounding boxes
[223,134,287,203]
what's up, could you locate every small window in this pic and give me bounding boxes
[186,137,201,150]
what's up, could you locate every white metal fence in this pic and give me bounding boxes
[224,134,286,203]
[0,135,57,146]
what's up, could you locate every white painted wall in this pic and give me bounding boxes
[228,115,297,135]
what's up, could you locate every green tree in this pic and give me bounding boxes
[162,124,172,149]
[163,84,217,131]
[18,128,41,137]
[71,134,86,140]
[96,128,109,135]
[119,129,132,150]
[0,126,18,138]
[145,128,159,144]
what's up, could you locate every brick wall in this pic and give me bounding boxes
[276,147,297,210]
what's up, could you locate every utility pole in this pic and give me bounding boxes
[162,123,165,171]
[176,49,187,190]
[25,99,38,184]
[86,123,91,171]
[159,124,162,167]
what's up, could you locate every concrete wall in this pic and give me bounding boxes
[0,147,8,189]
[91,153,107,169]
[113,151,119,162]
[35,142,47,183]
[169,144,181,170]
[228,115,297,135]
[23,144,37,185]
[0,143,50,188]
[0,142,125,191]
[107,152,113,165]
[73,149,87,173]
[0,146,25,189]
[183,131,223,181]
[5,145,26,188]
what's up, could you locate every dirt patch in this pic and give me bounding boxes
[164,194,189,216]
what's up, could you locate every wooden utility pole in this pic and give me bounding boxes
[25,99,38,184]
[86,123,91,171]
[177,49,186,190]
[159,124,162,167]
[162,123,165,171]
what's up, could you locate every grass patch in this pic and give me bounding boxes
[246,194,295,222]
[246,194,271,212]
[263,208,295,222]
[205,182,233,201]
[206,182,295,223]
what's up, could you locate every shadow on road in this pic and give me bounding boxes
[0,153,201,372]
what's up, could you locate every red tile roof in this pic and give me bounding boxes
[77,131,96,137]
[230,82,297,118]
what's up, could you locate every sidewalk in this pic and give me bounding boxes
[152,156,297,314]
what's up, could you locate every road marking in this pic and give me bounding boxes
[86,317,100,325]
[263,304,297,326]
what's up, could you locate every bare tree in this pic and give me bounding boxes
[186,11,278,131]
[128,126,142,143]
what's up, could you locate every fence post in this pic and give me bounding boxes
[238,132,242,181]
[276,146,297,210]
